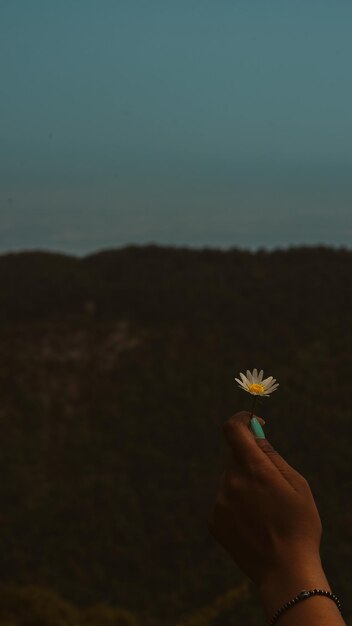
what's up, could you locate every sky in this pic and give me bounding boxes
[1,0,352,256]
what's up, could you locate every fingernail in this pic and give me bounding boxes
[250,417,265,439]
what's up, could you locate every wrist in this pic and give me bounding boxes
[258,553,329,619]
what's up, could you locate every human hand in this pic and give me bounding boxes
[208,411,323,590]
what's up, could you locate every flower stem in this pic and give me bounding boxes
[249,395,257,421]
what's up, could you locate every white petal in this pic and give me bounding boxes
[253,368,258,380]
[239,372,248,385]
[264,387,277,393]
[238,385,250,393]
[258,369,264,382]
[236,374,249,387]
[265,383,279,392]
[262,376,274,387]
[266,387,277,395]
[246,370,254,383]
[264,381,278,391]
[235,378,248,389]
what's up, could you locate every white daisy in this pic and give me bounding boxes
[235,368,279,397]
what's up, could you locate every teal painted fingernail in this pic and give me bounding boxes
[250,417,265,439]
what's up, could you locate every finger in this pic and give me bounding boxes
[221,414,264,467]
[223,412,303,491]
[255,438,304,491]
[255,415,266,427]
[222,411,271,470]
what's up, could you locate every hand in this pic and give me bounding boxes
[208,411,323,590]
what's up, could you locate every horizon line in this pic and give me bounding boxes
[1,241,351,260]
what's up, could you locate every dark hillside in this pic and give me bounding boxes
[0,245,351,625]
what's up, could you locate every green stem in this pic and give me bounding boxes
[249,395,257,421]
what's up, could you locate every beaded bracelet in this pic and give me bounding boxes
[269,589,342,625]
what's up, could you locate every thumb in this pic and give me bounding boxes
[254,415,266,427]
[223,411,270,469]
[224,412,304,491]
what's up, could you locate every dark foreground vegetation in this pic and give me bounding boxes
[0,244,351,625]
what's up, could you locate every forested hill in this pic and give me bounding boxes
[0,245,351,626]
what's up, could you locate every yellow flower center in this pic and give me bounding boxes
[248,383,265,394]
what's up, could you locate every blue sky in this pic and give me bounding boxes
[1,0,352,255]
